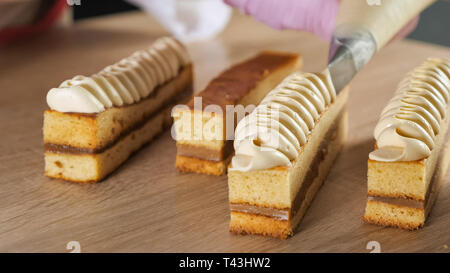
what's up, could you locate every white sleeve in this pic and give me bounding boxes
[126,0,232,43]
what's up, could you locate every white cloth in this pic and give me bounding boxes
[127,0,232,42]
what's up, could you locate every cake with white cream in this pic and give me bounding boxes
[228,71,349,239]
[43,37,193,182]
[363,58,450,229]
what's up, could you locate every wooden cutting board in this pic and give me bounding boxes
[1,11,449,253]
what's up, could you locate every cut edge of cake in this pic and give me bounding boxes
[363,139,450,230]
[45,97,190,183]
[228,85,349,239]
[230,111,348,239]
[363,57,450,230]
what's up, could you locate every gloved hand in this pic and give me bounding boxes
[224,0,419,42]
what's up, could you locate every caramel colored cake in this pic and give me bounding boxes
[228,71,349,239]
[172,51,302,175]
[44,37,193,183]
[363,58,450,229]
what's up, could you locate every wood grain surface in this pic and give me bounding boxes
[1,11,450,253]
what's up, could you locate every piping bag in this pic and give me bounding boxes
[328,0,436,94]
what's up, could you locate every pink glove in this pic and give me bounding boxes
[224,0,339,41]
[224,0,419,42]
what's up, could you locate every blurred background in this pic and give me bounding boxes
[72,0,450,47]
[1,0,449,46]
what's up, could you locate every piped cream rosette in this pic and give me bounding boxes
[370,58,450,162]
[231,71,336,172]
[46,37,190,113]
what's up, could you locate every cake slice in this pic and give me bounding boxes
[172,51,302,175]
[44,37,193,183]
[363,58,450,229]
[228,71,349,239]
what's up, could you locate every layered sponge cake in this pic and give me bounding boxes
[363,58,450,229]
[228,71,349,239]
[172,51,302,175]
[44,37,193,183]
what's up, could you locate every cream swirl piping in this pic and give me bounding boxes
[369,58,450,162]
[230,71,336,172]
[46,37,191,113]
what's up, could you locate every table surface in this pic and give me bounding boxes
[1,11,450,253]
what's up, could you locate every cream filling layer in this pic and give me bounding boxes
[370,58,450,162]
[46,37,191,114]
[230,71,336,172]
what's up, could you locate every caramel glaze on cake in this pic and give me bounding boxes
[173,51,303,175]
